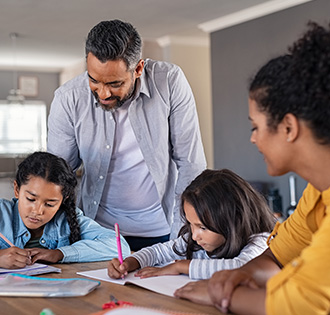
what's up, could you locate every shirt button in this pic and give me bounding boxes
[99,175,104,180]
[25,233,29,237]
[93,201,97,205]
[291,260,298,267]
[41,239,46,244]
[106,145,110,149]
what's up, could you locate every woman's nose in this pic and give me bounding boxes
[250,133,256,144]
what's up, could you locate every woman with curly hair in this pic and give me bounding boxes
[0,151,130,268]
[175,22,330,315]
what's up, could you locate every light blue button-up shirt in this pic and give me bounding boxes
[47,59,206,238]
[0,198,130,262]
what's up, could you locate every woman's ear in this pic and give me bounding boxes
[282,113,299,142]
[13,181,20,198]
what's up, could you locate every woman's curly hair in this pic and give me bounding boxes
[249,21,330,145]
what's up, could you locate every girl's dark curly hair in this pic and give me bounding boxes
[15,151,80,243]
[249,21,330,145]
[174,169,275,260]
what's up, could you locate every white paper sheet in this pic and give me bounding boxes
[0,263,61,277]
[77,268,195,297]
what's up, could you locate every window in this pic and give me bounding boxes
[0,101,47,155]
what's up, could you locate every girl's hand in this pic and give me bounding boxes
[29,248,64,264]
[0,247,31,269]
[107,257,140,279]
[135,260,190,279]
[174,280,213,305]
[207,269,258,313]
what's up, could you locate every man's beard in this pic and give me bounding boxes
[94,81,135,111]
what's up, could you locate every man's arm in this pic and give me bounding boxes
[47,89,82,171]
[167,66,206,238]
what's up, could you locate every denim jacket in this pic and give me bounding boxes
[0,198,130,263]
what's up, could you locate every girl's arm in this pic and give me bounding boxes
[134,260,191,278]
[57,209,130,263]
[189,233,269,279]
[131,235,187,268]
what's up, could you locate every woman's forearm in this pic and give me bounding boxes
[229,286,266,315]
[240,248,281,286]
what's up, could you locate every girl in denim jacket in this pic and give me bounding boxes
[0,151,130,268]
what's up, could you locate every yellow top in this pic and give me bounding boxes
[266,183,330,315]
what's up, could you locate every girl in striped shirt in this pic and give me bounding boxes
[108,169,275,280]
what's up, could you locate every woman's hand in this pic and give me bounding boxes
[29,248,64,263]
[174,279,213,305]
[208,269,259,313]
[107,257,140,279]
[0,247,31,268]
[135,260,190,279]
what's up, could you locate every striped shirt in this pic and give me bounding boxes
[131,232,269,279]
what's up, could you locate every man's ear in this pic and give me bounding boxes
[13,181,19,198]
[134,59,144,78]
[282,113,299,142]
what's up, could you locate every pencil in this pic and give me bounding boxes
[0,232,14,247]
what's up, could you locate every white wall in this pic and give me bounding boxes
[147,37,214,168]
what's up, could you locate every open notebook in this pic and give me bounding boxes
[77,268,196,297]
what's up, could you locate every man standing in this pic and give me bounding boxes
[47,20,206,251]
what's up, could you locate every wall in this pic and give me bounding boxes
[169,42,213,168]
[153,38,214,168]
[210,0,329,212]
[0,70,59,115]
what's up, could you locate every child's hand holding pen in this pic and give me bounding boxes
[107,256,140,279]
[0,247,32,269]
[110,223,140,279]
[0,232,32,268]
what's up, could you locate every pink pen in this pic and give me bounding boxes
[114,223,123,264]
